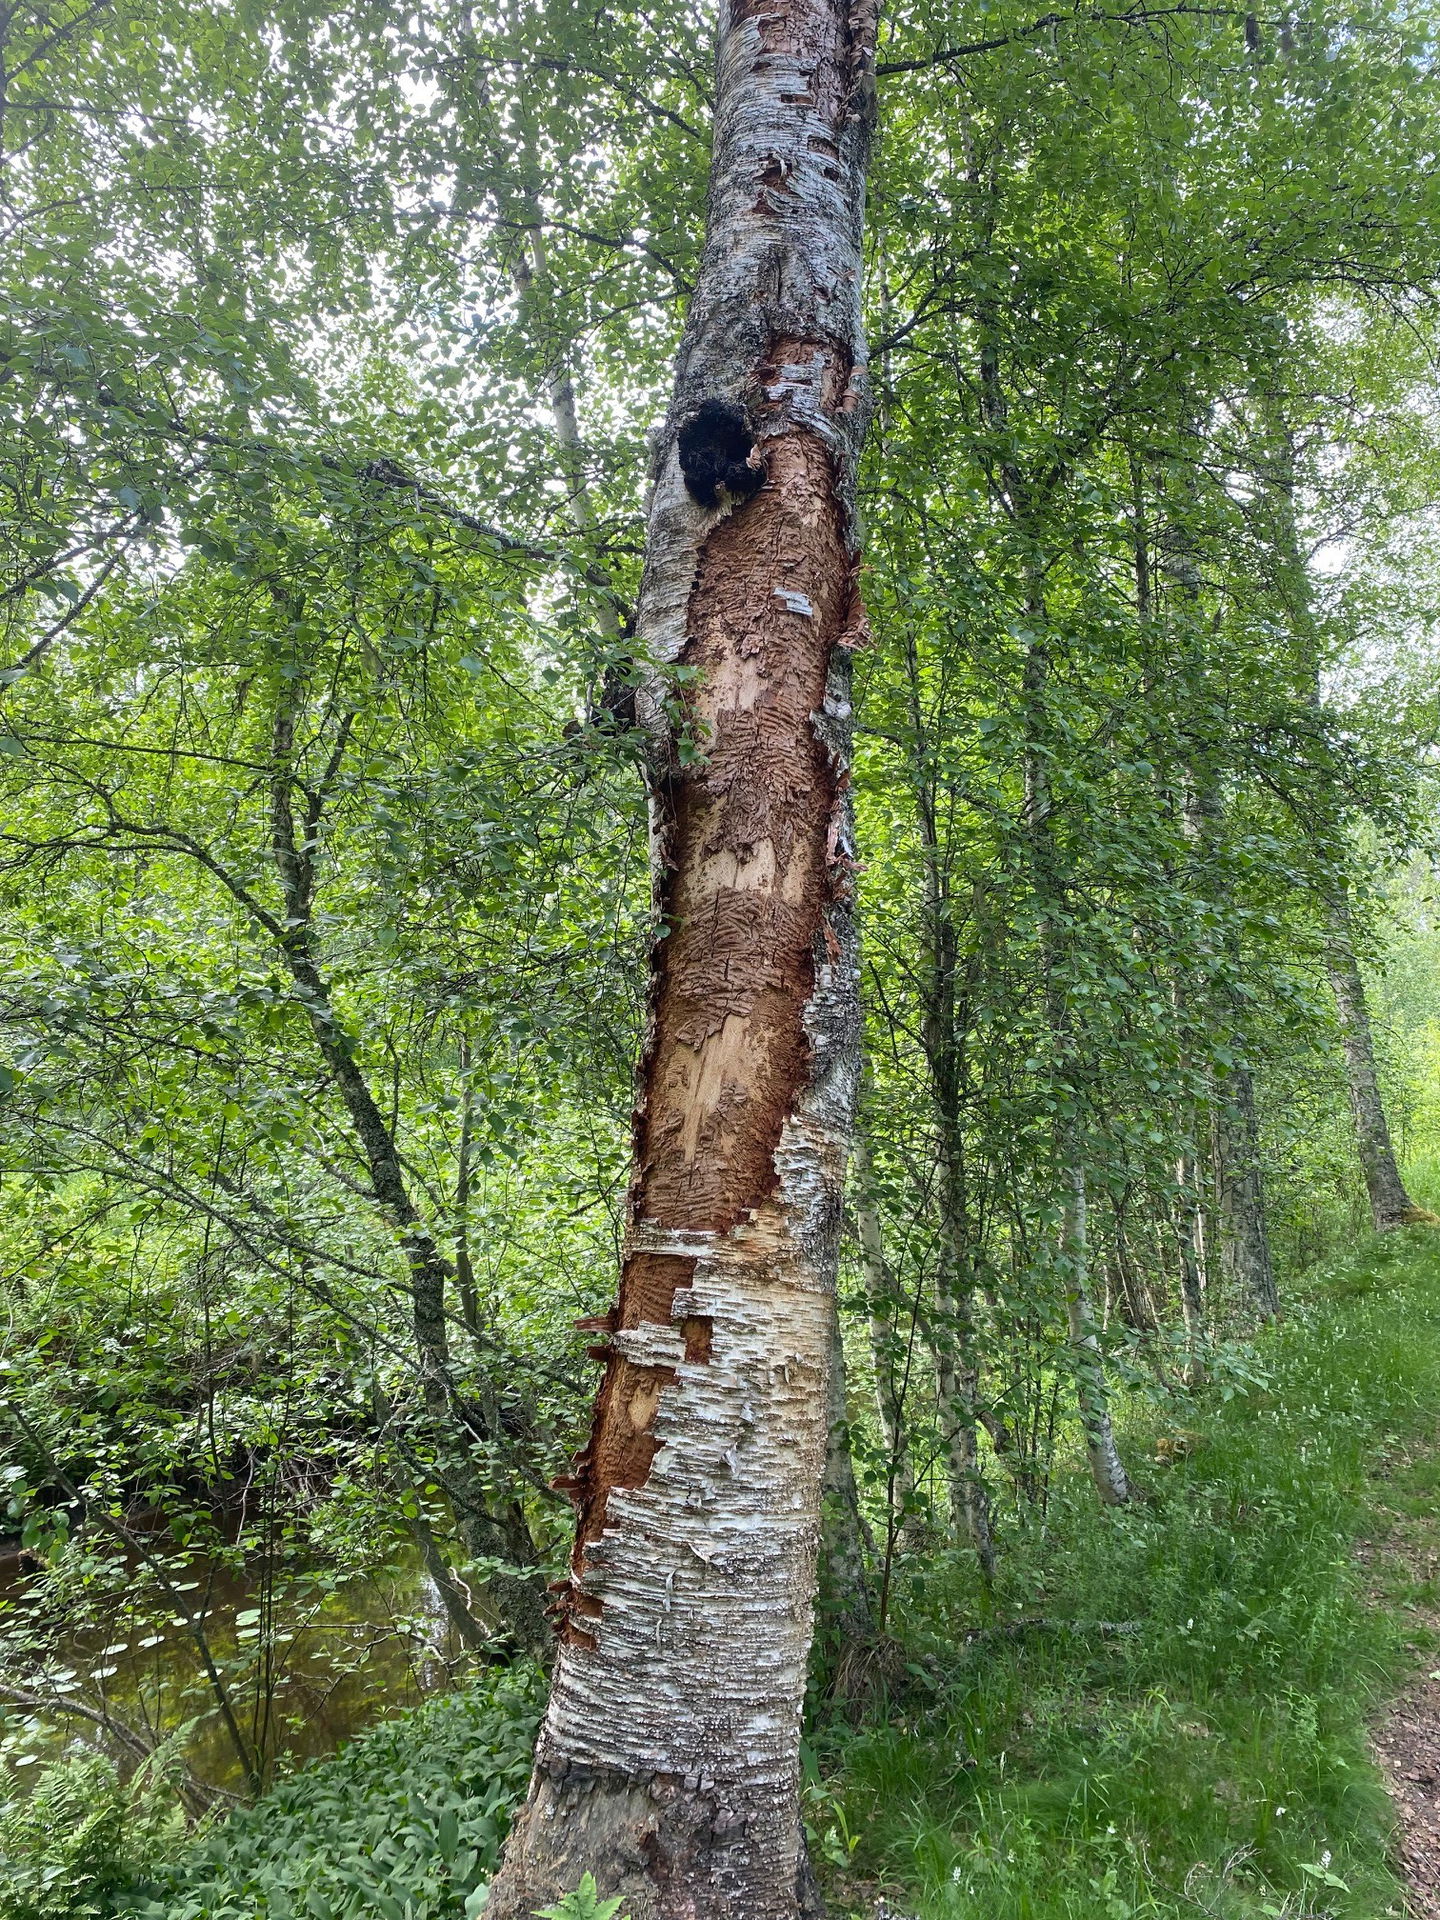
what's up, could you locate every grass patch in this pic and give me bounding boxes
[12,1233,1440,1920]
[812,1227,1440,1919]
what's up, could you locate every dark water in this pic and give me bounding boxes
[0,1534,465,1798]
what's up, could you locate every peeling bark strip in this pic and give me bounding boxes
[486,0,876,1911]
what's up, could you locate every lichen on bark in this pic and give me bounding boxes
[484,0,877,1909]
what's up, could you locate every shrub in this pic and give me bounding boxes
[0,1749,180,1919]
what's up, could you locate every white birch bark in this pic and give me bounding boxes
[1059,1167,1132,1507]
[931,1247,996,1571]
[1262,404,1419,1235]
[1172,781,1211,1385]
[486,0,877,1906]
[1173,1137,1208,1389]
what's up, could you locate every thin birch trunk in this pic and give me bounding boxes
[1020,599,1130,1508]
[931,1244,997,1575]
[1174,1134,1208,1388]
[1327,897,1419,1230]
[1159,464,1229,1373]
[852,1124,922,1545]
[1262,403,1419,1234]
[488,0,877,1903]
[1215,1062,1280,1317]
[1060,1167,1132,1506]
[1174,778,1210,1384]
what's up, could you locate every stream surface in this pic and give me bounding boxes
[0,1530,466,1797]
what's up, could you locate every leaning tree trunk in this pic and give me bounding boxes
[1327,898,1418,1231]
[267,676,548,1651]
[1263,398,1420,1238]
[486,0,877,1911]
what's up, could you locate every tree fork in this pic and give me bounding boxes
[486,0,877,1910]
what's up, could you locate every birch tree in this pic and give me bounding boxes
[1264,405,1425,1234]
[486,0,878,1908]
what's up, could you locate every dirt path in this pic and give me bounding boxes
[1374,1670,1440,1918]
[1363,1464,1440,1917]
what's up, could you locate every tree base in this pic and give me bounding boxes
[486,1755,825,1920]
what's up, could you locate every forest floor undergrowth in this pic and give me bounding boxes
[815,1224,1440,1920]
[11,1230,1440,1920]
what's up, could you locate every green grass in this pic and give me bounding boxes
[1400,1146,1440,1219]
[12,1232,1440,1920]
[812,1227,1440,1919]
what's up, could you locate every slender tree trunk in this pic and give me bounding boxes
[1172,775,1211,1383]
[1214,1062,1280,1317]
[510,214,628,645]
[1173,1136,1208,1388]
[1157,465,1237,1369]
[454,1037,482,1340]
[931,1245,997,1575]
[1261,401,1418,1236]
[1327,897,1418,1230]
[1059,1167,1132,1506]
[922,1037,997,1569]
[852,1125,922,1545]
[268,681,548,1651]
[1020,600,1130,1508]
[819,1298,874,1638]
[488,0,877,1905]
[1110,1199,1157,1334]
[899,629,997,1575]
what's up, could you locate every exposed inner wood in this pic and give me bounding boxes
[640,425,847,1232]
[554,399,852,1640]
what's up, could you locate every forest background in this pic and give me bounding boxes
[7,0,1440,1912]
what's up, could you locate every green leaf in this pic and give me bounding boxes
[536,1871,628,1920]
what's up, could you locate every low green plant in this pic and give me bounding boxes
[121,1664,544,1919]
[535,1872,629,1920]
[0,1748,183,1919]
